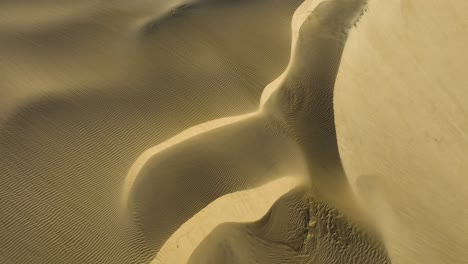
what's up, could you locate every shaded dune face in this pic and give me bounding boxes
[189,188,391,264]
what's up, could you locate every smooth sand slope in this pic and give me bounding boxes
[334,0,468,263]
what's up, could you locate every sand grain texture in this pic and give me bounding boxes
[1,0,467,263]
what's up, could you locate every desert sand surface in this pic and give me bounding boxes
[1,0,467,263]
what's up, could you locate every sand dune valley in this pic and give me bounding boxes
[1,0,468,263]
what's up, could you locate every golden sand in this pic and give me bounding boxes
[1,0,467,263]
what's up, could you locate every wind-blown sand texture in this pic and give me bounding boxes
[1,0,467,263]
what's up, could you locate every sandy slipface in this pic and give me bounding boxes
[1,0,467,263]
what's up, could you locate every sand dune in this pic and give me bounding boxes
[128,114,307,254]
[0,0,303,262]
[1,0,467,263]
[127,0,374,261]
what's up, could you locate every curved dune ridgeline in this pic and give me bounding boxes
[1,0,468,263]
[129,0,389,262]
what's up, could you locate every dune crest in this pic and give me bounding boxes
[127,0,389,263]
[2,0,467,263]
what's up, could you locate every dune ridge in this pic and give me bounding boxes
[127,0,391,263]
[2,0,468,263]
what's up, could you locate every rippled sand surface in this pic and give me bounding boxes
[1,0,467,263]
